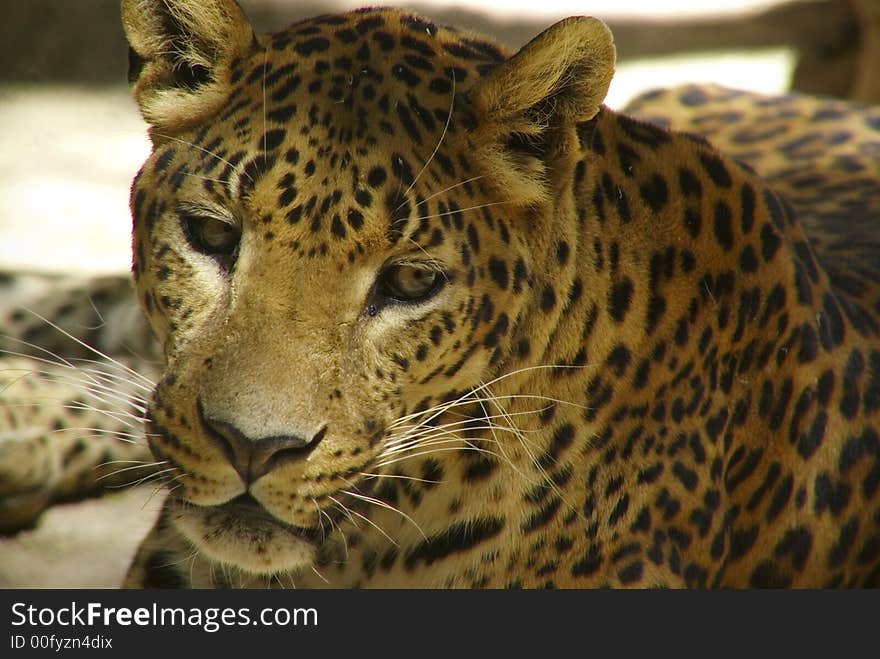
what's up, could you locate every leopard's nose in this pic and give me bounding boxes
[199,404,326,484]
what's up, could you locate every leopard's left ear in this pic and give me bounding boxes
[469,17,615,202]
[121,0,256,139]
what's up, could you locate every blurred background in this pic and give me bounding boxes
[0,0,872,275]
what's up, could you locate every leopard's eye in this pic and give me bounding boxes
[377,263,443,303]
[181,213,241,268]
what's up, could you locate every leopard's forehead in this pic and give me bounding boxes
[234,8,503,139]
[137,8,511,257]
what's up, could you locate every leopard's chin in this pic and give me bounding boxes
[170,494,317,576]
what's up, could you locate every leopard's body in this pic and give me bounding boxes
[1,1,878,588]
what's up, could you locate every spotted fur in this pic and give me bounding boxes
[3,1,879,588]
[0,273,157,533]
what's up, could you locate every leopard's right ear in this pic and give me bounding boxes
[121,0,256,138]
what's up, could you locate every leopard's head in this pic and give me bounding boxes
[123,0,614,575]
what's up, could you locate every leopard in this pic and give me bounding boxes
[1,0,878,588]
[0,272,157,533]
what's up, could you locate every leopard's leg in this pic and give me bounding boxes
[0,271,160,533]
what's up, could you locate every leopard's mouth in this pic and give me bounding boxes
[169,493,325,576]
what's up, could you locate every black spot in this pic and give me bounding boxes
[793,240,819,283]
[538,424,575,469]
[614,187,632,223]
[488,258,508,290]
[404,517,504,569]
[395,100,422,142]
[672,461,698,491]
[330,214,346,238]
[270,73,302,103]
[769,376,793,431]
[678,167,702,198]
[607,345,631,376]
[347,208,364,230]
[571,545,602,577]
[370,28,395,50]
[429,75,455,94]
[618,114,671,147]
[630,506,651,533]
[391,153,414,186]
[609,278,634,322]
[746,462,781,512]
[541,286,556,312]
[760,223,781,262]
[838,428,879,480]
[556,241,570,266]
[740,183,756,233]
[463,455,498,482]
[818,293,846,349]
[238,154,277,198]
[268,103,298,124]
[766,474,793,523]
[334,27,358,43]
[608,494,630,527]
[827,517,858,568]
[354,186,373,207]
[726,447,763,494]
[639,174,668,212]
[797,323,818,363]
[680,250,696,272]
[637,463,664,484]
[674,317,688,346]
[617,560,643,584]
[713,201,734,251]
[683,207,701,239]
[392,63,421,87]
[683,563,707,587]
[295,37,330,56]
[680,87,709,105]
[367,166,387,188]
[749,560,792,588]
[698,152,732,187]
[728,524,759,561]
[153,148,176,173]
[404,53,434,72]
[521,497,562,533]
[264,63,298,88]
[616,143,640,175]
[814,473,851,517]
[839,350,864,419]
[759,284,786,328]
[797,411,827,460]
[739,245,758,273]
[774,526,813,571]
[763,189,786,230]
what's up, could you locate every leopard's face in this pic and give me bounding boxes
[126,6,600,575]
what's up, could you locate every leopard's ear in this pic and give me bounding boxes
[121,0,256,138]
[469,17,615,202]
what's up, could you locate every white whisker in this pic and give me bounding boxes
[341,486,428,541]
[150,132,254,184]
[396,70,456,210]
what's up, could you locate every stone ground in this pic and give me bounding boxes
[0,488,162,588]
